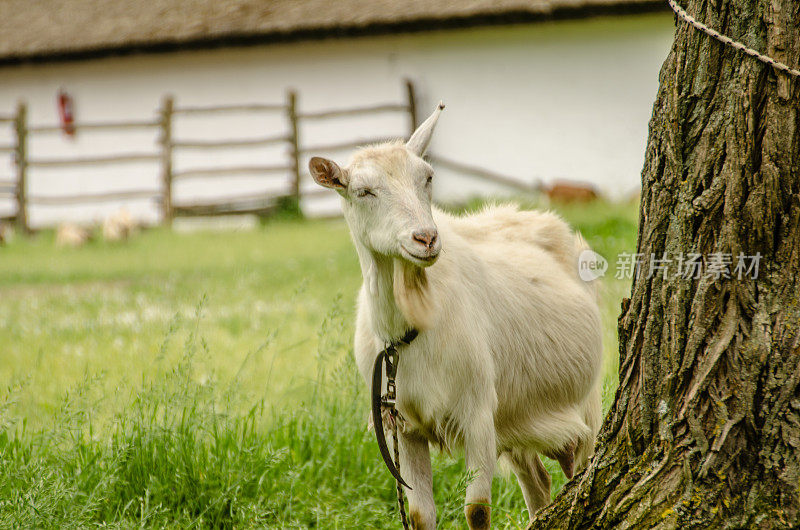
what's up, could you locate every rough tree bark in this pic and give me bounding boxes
[530,0,800,527]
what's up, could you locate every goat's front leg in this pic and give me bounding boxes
[464,411,496,529]
[399,429,435,529]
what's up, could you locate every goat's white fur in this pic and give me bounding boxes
[309,106,602,529]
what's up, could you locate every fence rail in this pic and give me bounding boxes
[29,153,161,167]
[172,164,293,180]
[173,191,281,214]
[28,120,159,134]
[28,189,160,205]
[299,136,398,154]
[173,103,287,115]
[1,79,534,233]
[172,135,289,149]
[429,155,540,193]
[297,103,409,120]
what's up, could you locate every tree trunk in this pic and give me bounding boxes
[530,1,800,527]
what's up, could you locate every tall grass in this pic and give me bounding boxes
[0,296,538,528]
[0,199,638,528]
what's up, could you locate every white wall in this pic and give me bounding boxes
[0,13,674,226]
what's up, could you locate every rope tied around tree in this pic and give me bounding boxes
[667,0,800,79]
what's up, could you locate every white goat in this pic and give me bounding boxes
[102,207,135,242]
[309,105,602,529]
[56,223,91,248]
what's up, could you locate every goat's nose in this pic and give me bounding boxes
[412,229,438,250]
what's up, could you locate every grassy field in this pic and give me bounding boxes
[0,199,638,528]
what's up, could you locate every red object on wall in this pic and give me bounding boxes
[58,89,76,137]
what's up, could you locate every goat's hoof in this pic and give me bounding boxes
[409,508,434,530]
[465,500,491,529]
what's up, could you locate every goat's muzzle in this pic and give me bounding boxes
[401,228,441,266]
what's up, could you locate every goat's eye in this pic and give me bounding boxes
[425,175,433,187]
[355,188,375,198]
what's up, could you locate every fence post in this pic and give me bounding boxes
[405,79,418,135]
[13,101,28,234]
[287,90,301,200]
[159,95,174,225]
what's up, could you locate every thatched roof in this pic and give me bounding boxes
[0,0,666,63]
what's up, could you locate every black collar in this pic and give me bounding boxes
[387,328,418,350]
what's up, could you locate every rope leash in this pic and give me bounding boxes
[386,346,410,529]
[391,411,410,529]
[666,0,800,79]
[371,329,418,529]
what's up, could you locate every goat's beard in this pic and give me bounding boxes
[392,258,439,330]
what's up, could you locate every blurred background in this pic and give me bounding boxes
[0,0,671,228]
[0,1,670,527]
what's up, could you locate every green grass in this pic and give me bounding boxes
[0,199,638,528]
[0,219,360,431]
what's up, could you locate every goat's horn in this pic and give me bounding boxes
[406,102,445,156]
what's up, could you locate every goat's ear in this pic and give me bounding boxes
[406,102,445,156]
[309,157,347,189]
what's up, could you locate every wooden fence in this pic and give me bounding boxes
[1,80,536,233]
[0,104,26,230]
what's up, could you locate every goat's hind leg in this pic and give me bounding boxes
[506,449,551,520]
[528,407,592,480]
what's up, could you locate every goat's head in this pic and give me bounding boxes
[309,103,444,268]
